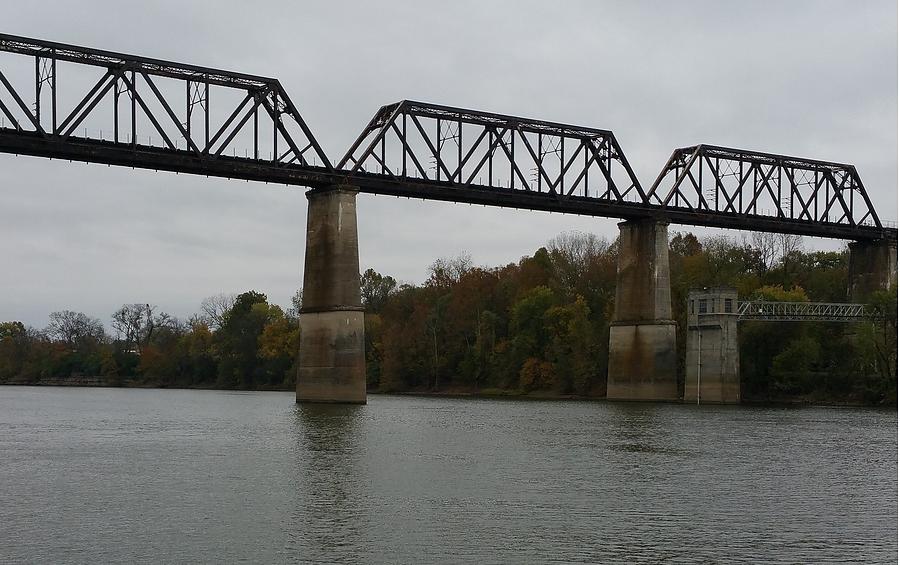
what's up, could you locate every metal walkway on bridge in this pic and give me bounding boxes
[736,301,873,322]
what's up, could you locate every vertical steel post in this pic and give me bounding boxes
[583,141,588,197]
[130,70,136,147]
[457,118,462,183]
[253,104,258,160]
[186,80,191,142]
[509,131,515,188]
[272,92,278,161]
[204,79,210,151]
[113,75,119,142]
[488,130,493,187]
[401,112,407,177]
[34,55,40,127]
[435,117,441,182]
[51,52,56,134]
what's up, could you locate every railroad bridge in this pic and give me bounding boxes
[0,34,895,403]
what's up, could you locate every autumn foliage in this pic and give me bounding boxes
[0,230,895,403]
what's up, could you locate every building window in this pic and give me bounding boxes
[724,298,733,313]
[699,299,708,314]
[690,300,694,314]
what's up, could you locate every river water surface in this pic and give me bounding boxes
[0,387,896,563]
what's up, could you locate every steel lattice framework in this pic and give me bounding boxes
[339,100,646,202]
[649,145,883,231]
[0,34,895,242]
[737,301,871,322]
[0,33,331,173]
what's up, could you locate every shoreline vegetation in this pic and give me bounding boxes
[2,230,896,406]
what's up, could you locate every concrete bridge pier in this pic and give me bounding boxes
[849,239,898,302]
[296,185,367,404]
[607,219,679,401]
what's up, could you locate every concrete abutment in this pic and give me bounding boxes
[606,219,679,401]
[848,239,898,302]
[296,186,367,404]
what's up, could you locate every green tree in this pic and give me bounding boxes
[0,321,29,381]
[864,284,898,401]
[545,296,596,395]
[258,307,300,387]
[215,291,270,389]
[360,268,397,313]
[752,285,809,302]
[669,232,702,257]
[510,286,556,386]
[178,321,217,386]
[770,336,820,394]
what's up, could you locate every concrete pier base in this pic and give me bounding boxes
[297,310,366,403]
[607,321,678,400]
[849,240,898,301]
[297,186,367,404]
[606,219,678,401]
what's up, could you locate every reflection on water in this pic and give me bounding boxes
[0,387,895,564]
[290,404,367,561]
[607,403,694,456]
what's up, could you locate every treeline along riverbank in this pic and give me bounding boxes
[2,231,896,404]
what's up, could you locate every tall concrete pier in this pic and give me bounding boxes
[296,186,367,404]
[848,240,898,301]
[684,288,740,404]
[607,219,678,401]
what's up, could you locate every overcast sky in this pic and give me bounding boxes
[2,0,897,329]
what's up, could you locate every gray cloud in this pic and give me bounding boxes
[1,0,896,328]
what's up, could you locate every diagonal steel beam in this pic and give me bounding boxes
[118,71,175,149]
[60,72,118,139]
[0,69,43,132]
[0,96,21,129]
[389,122,430,179]
[215,93,263,157]
[140,71,201,155]
[56,69,113,134]
[204,91,253,154]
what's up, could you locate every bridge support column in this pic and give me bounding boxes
[296,186,366,404]
[684,289,740,404]
[849,240,897,302]
[607,219,678,401]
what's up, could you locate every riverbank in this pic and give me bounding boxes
[378,389,895,408]
[2,378,894,407]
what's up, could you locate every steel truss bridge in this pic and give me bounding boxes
[737,301,875,322]
[0,33,895,242]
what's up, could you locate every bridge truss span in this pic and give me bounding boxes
[0,33,331,171]
[0,33,895,242]
[649,144,884,234]
[339,100,647,204]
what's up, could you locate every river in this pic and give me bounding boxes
[0,387,895,563]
